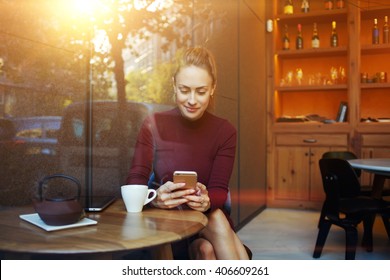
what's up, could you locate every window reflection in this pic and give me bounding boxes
[0,0,220,206]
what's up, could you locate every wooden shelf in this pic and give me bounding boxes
[276,9,347,24]
[272,122,352,133]
[360,7,390,20]
[356,122,390,135]
[276,84,347,92]
[360,82,390,89]
[276,46,348,58]
[361,44,390,55]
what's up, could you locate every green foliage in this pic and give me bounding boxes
[125,60,175,105]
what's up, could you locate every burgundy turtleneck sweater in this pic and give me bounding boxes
[126,107,236,225]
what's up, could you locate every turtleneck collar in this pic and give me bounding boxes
[173,107,210,128]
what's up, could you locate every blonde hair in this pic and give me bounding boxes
[173,46,217,88]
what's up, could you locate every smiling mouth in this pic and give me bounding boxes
[185,106,198,113]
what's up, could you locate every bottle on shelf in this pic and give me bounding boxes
[383,16,389,44]
[324,0,333,10]
[296,23,304,50]
[372,18,380,44]
[282,24,290,50]
[301,0,309,13]
[330,21,338,47]
[336,0,345,9]
[284,0,294,15]
[311,23,320,48]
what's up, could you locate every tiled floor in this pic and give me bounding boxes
[237,208,390,260]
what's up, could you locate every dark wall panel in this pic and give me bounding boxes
[238,0,267,225]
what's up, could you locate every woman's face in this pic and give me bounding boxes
[174,65,214,121]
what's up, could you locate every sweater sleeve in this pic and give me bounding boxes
[207,121,237,212]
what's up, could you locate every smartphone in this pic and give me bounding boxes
[173,171,197,190]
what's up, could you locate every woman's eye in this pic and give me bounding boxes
[177,87,208,95]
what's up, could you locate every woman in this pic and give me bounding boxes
[126,46,249,260]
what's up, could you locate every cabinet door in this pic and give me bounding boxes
[275,147,309,200]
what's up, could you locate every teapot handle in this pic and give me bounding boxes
[38,174,81,201]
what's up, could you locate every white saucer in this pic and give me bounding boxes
[20,213,97,232]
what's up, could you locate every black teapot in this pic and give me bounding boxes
[33,174,85,226]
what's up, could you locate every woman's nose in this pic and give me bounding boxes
[188,92,196,104]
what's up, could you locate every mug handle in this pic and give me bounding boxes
[144,189,157,205]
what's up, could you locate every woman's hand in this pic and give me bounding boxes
[185,182,210,212]
[152,181,196,209]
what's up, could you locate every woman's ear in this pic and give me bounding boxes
[211,85,216,96]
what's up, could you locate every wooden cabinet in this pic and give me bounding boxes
[266,1,390,209]
[269,133,348,209]
[271,2,349,121]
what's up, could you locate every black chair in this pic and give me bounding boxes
[317,151,359,228]
[313,158,388,260]
[382,210,390,237]
[322,151,390,196]
[318,151,390,227]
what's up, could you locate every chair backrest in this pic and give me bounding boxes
[319,158,363,218]
[319,158,362,199]
[321,150,361,177]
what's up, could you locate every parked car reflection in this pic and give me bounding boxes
[57,101,173,198]
[0,116,62,206]
[12,116,61,156]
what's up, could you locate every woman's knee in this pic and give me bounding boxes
[190,238,216,260]
[207,208,231,233]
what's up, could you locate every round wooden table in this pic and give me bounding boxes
[348,158,390,199]
[0,199,207,259]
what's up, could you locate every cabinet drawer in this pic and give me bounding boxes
[361,134,390,147]
[275,134,348,146]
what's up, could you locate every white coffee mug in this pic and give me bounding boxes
[121,184,157,213]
